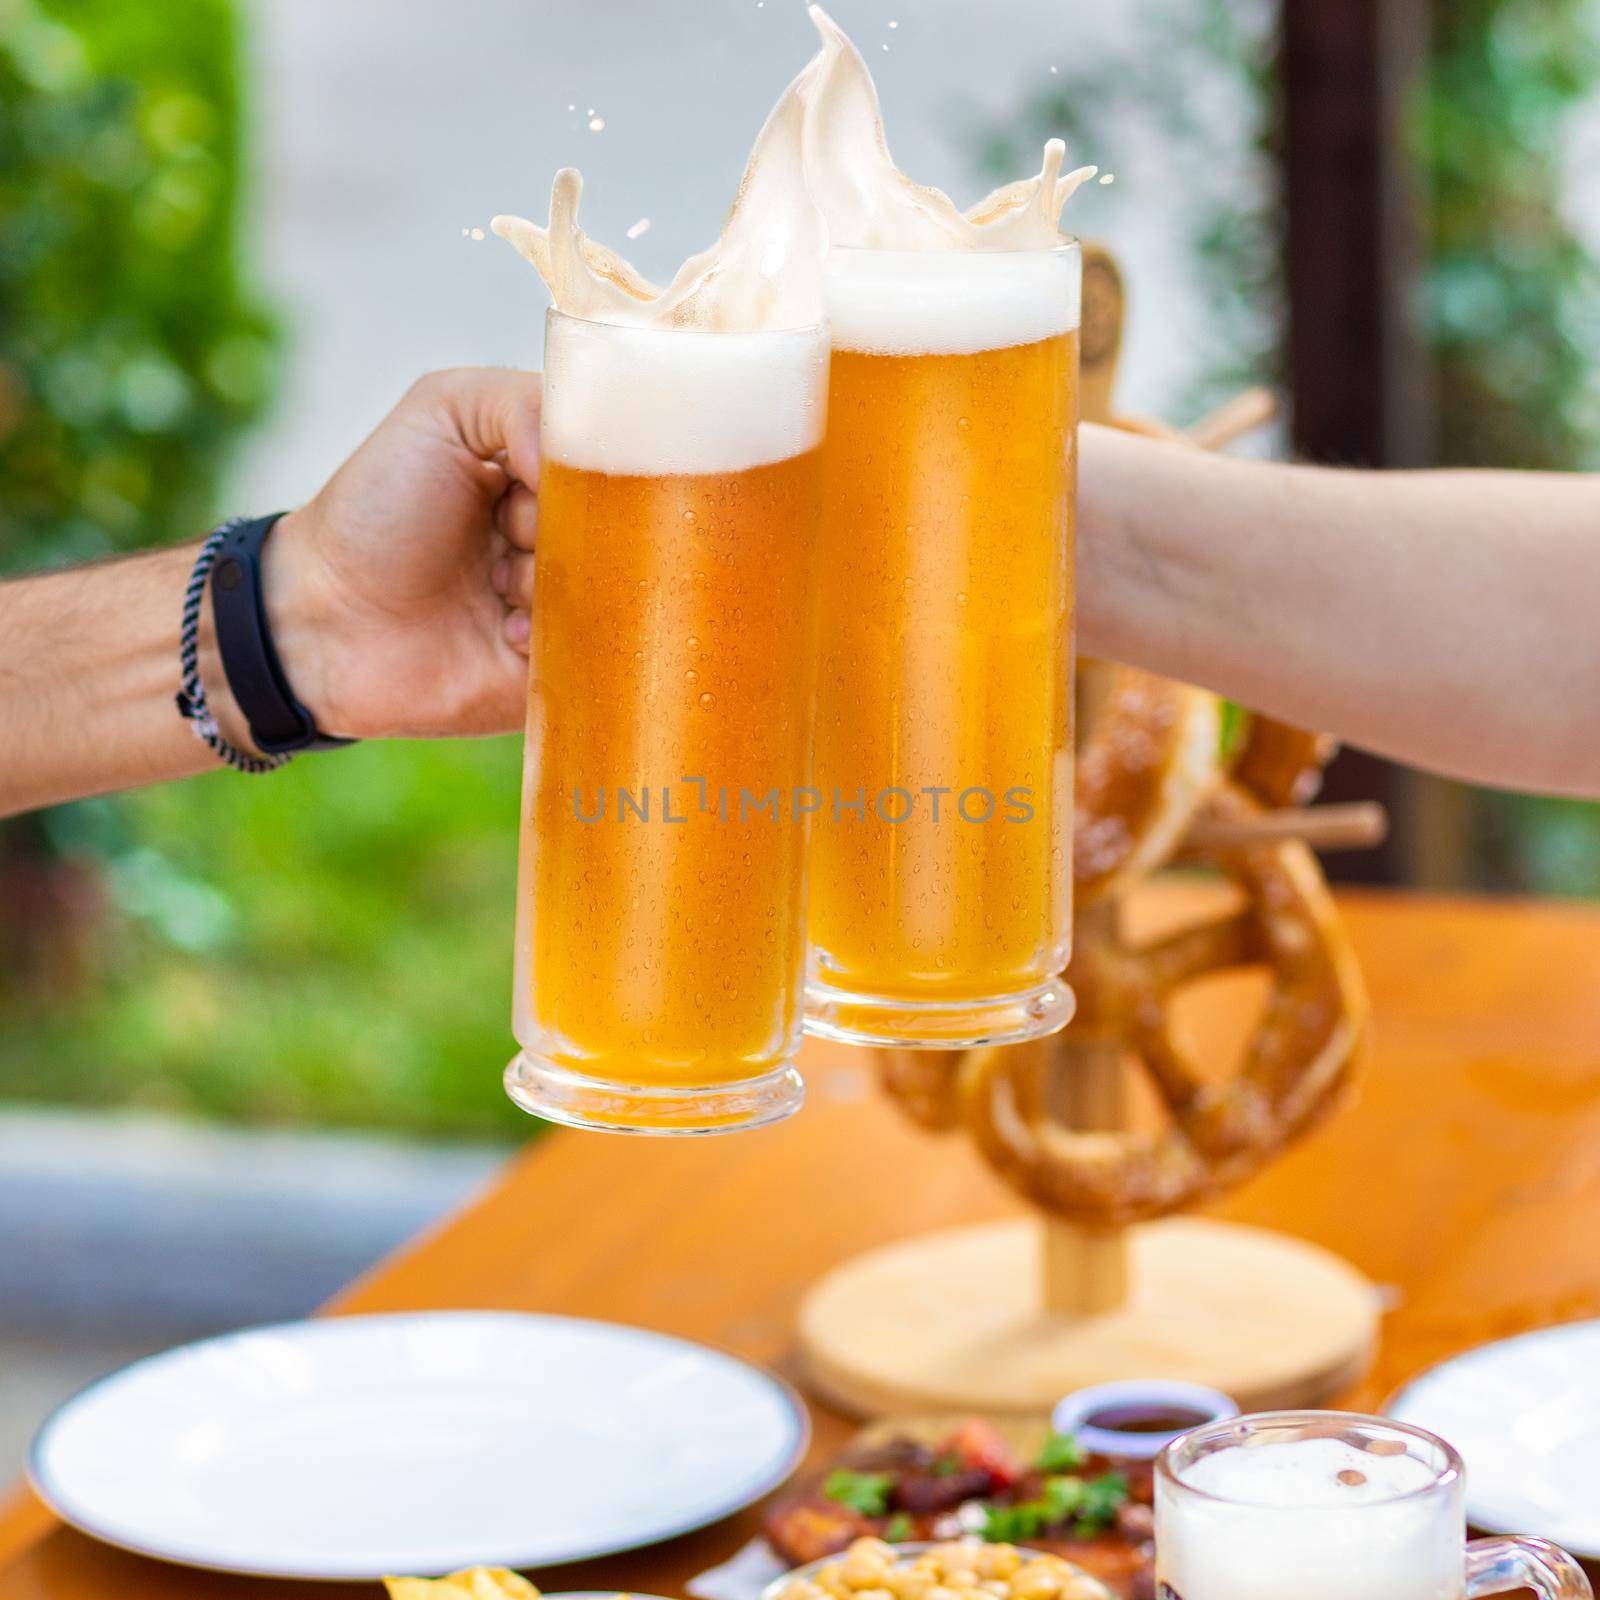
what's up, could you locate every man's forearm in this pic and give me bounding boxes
[0,544,253,817]
[1080,425,1600,798]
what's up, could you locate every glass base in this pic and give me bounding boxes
[802,975,1074,1049]
[504,1052,805,1136]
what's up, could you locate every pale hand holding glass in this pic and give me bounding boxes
[1155,1411,1592,1600]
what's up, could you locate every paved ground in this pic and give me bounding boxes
[0,1110,508,1478]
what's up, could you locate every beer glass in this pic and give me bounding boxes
[805,243,1080,1048]
[507,310,829,1134]
[1156,1411,1593,1600]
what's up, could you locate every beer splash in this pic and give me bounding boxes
[492,9,1095,328]
[492,68,825,332]
[800,5,1097,250]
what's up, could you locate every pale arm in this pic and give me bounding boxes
[1080,423,1600,798]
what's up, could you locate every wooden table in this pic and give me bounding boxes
[5,887,1600,1598]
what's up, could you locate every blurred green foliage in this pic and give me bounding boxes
[3,739,528,1136]
[981,0,1600,899]
[1414,0,1600,893]
[973,0,1282,419]
[0,0,276,570]
[1417,0,1600,475]
[0,0,527,1139]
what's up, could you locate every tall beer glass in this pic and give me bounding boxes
[805,244,1079,1048]
[508,310,829,1133]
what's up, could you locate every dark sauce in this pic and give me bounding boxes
[1084,1403,1215,1437]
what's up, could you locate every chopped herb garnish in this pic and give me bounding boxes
[1036,1431,1087,1473]
[1041,1475,1087,1521]
[883,1512,914,1542]
[1071,1471,1130,1537]
[981,1502,1046,1544]
[978,1470,1129,1544]
[823,1469,895,1517]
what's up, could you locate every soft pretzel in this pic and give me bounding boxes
[1232,715,1336,808]
[1075,662,1223,906]
[956,784,1367,1226]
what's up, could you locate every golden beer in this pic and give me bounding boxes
[509,312,828,1132]
[806,246,1079,1046]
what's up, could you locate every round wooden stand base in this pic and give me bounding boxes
[798,1216,1378,1417]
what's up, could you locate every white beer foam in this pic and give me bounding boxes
[802,7,1096,252]
[542,314,826,477]
[1182,1437,1437,1508]
[825,248,1080,357]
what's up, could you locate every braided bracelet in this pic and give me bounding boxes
[174,522,292,774]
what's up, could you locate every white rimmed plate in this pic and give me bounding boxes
[29,1310,807,1581]
[1388,1319,1600,1558]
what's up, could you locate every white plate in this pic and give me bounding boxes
[1388,1319,1600,1558]
[29,1311,807,1582]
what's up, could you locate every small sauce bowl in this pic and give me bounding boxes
[1051,1380,1239,1463]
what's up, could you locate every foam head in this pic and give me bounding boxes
[1182,1435,1438,1507]
[540,313,827,477]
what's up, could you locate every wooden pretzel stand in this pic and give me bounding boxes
[798,246,1384,1418]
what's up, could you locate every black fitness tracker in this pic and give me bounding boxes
[209,513,356,756]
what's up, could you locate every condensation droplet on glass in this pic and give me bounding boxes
[699,692,715,708]
[682,509,697,525]
[686,635,699,650]
[957,416,970,430]
[956,592,968,605]
[685,668,698,684]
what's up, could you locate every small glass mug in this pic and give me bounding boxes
[1155,1410,1592,1600]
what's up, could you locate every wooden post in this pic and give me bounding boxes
[1041,900,1129,1316]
